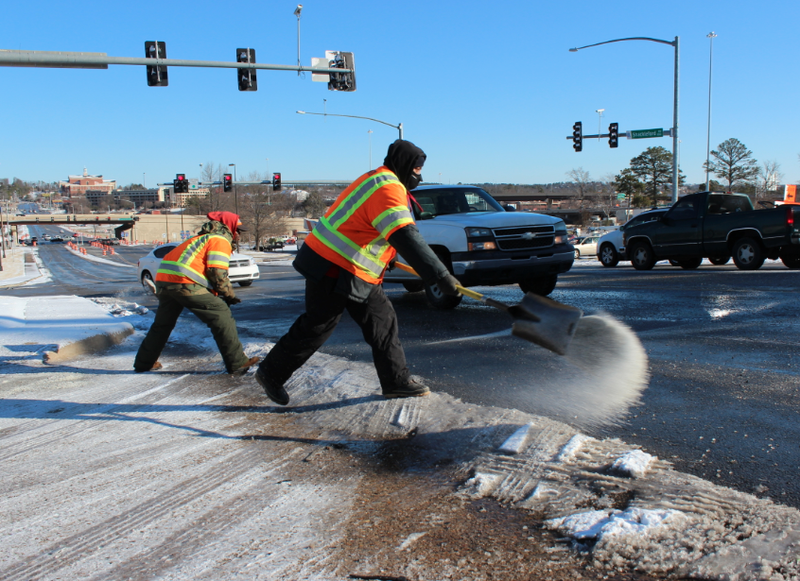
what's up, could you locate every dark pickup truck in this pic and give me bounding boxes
[622,191,800,270]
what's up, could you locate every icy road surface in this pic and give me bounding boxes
[2,299,800,580]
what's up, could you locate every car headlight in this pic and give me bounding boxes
[465,227,497,251]
[553,220,569,244]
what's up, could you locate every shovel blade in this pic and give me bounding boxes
[510,293,583,355]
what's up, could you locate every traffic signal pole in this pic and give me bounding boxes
[0,49,353,76]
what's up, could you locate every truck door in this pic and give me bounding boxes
[653,196,702,257]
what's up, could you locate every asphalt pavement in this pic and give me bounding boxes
[3,245,800,580]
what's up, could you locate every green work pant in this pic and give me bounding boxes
[134,285,248,373]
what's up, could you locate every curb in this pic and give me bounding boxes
[43,326,135,364]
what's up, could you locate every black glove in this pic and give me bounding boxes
[387,257,397,271]
[435,273,461,296]
[224,296,242,306]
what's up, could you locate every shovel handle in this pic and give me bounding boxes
[394,262,485,301]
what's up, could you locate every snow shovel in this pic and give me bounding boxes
[394,263,583,356]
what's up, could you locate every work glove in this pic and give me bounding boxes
[387,258,397,271]
[435,273,461,296]
[224,296,242,306]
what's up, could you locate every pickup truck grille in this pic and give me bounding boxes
[493,225,555,251]
[230,258,251,268]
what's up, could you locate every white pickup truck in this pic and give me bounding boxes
[383,185,574,309]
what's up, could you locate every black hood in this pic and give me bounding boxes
[383,139,426,190]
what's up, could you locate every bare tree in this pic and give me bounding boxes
[756,160,783,200]
[566,167,591,209]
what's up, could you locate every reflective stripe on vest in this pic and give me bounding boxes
[312,172,413,279]
[157,233,230,288]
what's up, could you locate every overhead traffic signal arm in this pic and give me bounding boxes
[566,122,623,149]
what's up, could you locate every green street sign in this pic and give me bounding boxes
[630,128,663,139]
[616,194,626,200]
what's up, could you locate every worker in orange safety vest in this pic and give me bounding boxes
[255,140,460,406]
[134,211,259,375]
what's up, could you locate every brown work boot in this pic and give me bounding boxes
[383,378,431,399]
[134,361,163,373]
[230,355,260,376]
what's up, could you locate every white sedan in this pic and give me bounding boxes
[137,243,260,289]
[572,236,600,259]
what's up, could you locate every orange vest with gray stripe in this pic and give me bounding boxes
[155,233,232,289]
[305,167,414,284]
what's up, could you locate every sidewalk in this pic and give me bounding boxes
[0,245,43,288]
[2,296,800,580]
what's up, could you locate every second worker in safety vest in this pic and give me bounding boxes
[255,139,460,405]
[134,211,259,376]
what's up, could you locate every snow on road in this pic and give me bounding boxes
[2,297,800,579]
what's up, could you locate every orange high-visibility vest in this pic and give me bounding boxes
[305,167,414,284]
[156,234,232,288]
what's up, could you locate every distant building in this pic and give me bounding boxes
[173,181,210,208]
[59,168,117,198]
[114,188,166,209]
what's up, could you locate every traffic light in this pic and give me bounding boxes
[173,174,187,193]
[145,41,168,87]
[272,172,282,191]
[223,174,233,192]
[327,51,356,92]
[572,122,582,152]
[236,48,257,91]
[608,122,619,148]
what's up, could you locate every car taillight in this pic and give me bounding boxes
[787,206,795,226]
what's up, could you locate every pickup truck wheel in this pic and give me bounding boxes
[598,243,619,267]
[629,241,656,270]
[709,255,730,266]
[732,237,765,270]
[402,281,425,293]
[424,281,463,309]
[677,257,703,270]
[519,274,557,296]
[780,255,800,269]
[238,281,253,287]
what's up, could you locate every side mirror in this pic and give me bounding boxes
[503,204,517,212]
[417,211,434,220]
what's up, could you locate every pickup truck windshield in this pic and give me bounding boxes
[411,187,505,219]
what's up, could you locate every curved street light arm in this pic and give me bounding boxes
[297,110,403,140]
[569,36,676,51]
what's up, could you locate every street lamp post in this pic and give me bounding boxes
[228,163,238,215]
[705,32,717,192]
[296,110,403,140]
[595,108,604,141]
[570,36,680,203]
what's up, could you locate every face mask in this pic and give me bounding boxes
[405,173,422,191]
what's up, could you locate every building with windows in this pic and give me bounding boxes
[59,168,117,198]
[173,182,210,208]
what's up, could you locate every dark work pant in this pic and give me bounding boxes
[260,276,410,391]
[134,287,248,373]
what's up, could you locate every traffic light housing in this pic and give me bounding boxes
[173,174,187,193]
[223,174,233,192]
[145,41,168,87]
[608,122,619,148]
[572,122,582,152]
[272,172,281,192]
[328,51,356,92]
[236,48,257,91]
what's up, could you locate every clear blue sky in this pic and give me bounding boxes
[2,0,798,189]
